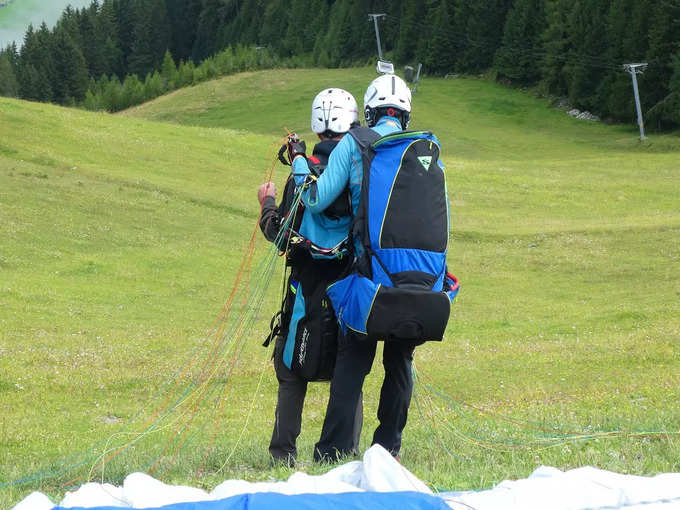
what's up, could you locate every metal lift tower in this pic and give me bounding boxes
[623,63,648,140]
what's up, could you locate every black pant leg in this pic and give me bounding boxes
[269,336,308,461]
[314,333,376,461]
[371,341,416,456]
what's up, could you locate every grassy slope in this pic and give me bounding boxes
[2,68,679,505]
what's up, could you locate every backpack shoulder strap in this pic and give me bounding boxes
[348,126,381,151]
[348,127,387,280]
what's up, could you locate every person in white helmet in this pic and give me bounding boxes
[257,88,362,465]
[287,74,416,462]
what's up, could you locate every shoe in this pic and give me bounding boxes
[269,454,295,468]
[313,447,347,464]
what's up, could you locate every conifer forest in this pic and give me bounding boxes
[0,0,679,129]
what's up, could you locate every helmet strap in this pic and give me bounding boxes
[365,106,377,127]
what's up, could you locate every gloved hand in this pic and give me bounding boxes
[257,181,277,207]
[277,133,306,166]
[286,134,306,164]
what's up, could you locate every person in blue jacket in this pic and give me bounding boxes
[288,74,418,462]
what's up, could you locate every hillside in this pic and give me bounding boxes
[1,69,679,506]
[126,68,680,235]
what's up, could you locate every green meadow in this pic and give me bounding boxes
[1,67,679,506]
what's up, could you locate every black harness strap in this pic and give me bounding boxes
[348,127,397,286]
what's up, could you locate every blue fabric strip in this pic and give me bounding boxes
[283,286,305,368]
[55,490,450,510]
[372,249,447,291]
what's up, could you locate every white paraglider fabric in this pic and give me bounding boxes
[11,445,680,510]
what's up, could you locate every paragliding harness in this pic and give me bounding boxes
[326,127,460,343]
[264,140,351,381]
[274,140,352,260]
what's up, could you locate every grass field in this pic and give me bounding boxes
[0,0,93,47]
[1,67,679,507]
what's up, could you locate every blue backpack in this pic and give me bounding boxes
[326,128,459,342]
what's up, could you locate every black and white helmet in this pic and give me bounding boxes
[311,88,359,135]
[363,74,412,128]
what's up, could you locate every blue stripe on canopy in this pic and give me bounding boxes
[55,490,450,510]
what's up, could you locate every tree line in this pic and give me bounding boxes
[1,0,678,129]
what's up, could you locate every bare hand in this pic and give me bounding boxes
[258,181,277,206]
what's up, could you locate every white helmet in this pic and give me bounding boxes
[363,74,412,127]
[310,88,359,135]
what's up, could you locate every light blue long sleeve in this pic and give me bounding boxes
[294,117,402,217]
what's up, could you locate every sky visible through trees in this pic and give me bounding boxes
[0,0,93,47]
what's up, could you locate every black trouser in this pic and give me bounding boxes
[314,333,416,461]
[269,335,363,462]
[269,335,308,462]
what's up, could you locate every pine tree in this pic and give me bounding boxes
[114,0,135,76]
[177,60,196,87]
[284,0,326,58]
[18,24,54,102]
[259,0,288,55]
[665,52,680,125]
[348,0,376,62]
[56,6,85,50]
[282,0,307,56]
[143,71,164,101]
[326,1,353,67]
[234,0,265,47]
[96,0,122,77]
[0,52,19,97]
[598,0,632,120]
[643,0,680,124]
[95,73,111,97]
[192,0,223,63]
[565,0,610,112]
[102,74,123,111]
[79,1,107,79]
[83,86,105,110]
[166,0,201,63]
[126,0,153,77]
[646,50,680,129]
[127,0,170,77]
[52,24,90,103]
[456,0,513,73]
[214,1,243,53]
[494,0,547,85]
[3,42,19,72]
[394,0,426,64]
[19,64,41,101]
[160,50,178,91]
[540,0,573,96]
[427,0,457,75]
[120,73,145,108]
